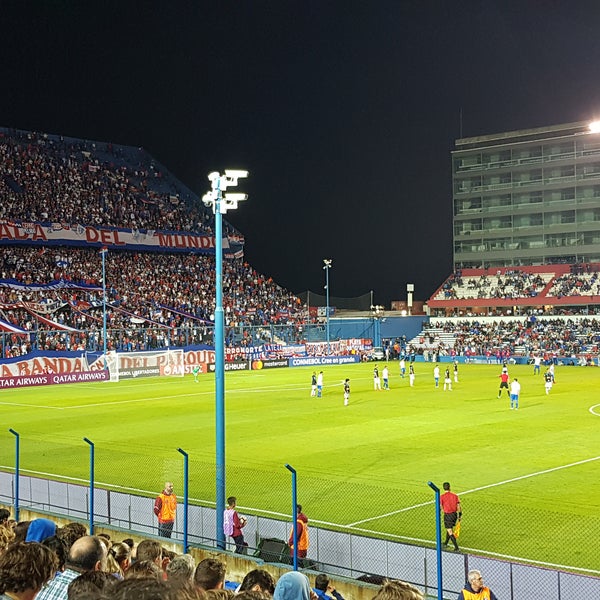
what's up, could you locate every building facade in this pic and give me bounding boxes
[452,120,600,269]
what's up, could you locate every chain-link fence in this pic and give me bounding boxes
[1,435,599,599]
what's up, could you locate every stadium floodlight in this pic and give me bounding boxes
[204,169,248,551]
[589,121,600,133]
[323,259,332,355]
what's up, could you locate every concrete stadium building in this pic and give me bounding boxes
[452,120,600,269]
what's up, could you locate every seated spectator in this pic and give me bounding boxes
[67,570,119,599]
[313,574,344,600]
[205,590,234,600]
[42,534,69,573]
[0,509,9,527]
[124,559,163,581]
[107,541,132,578]
[11,521,30,544]
[371,580,423,600]
[37,535,108,600]
[58,522,88,551]
[24,517,56,542]
[166,553,195,585]
[0,541,58,600]
[0,524,15,553]
[194,558,226,591]
[238,569,276,595]
[273,571,315,600]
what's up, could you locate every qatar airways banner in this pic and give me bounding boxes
[0,370,109,388]
[0,221,243,255]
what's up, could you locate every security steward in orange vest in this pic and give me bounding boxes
[154,481,177,538]
[288,503,309,559]
[457,570,498,600]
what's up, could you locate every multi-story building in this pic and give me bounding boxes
[452,120,600,269]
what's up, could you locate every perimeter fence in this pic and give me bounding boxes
[1,433,599,600]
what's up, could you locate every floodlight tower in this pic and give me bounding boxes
[323,259,332,354]
[203,170,248,549]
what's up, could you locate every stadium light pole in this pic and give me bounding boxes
[203,170,248,549]
[100,247,108,369]
[323,259,332,354]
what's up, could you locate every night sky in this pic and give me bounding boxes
[3,1,600,306]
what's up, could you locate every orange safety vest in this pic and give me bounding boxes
[460,586,493,600]
[289,519,309,551]
[157,492,177,523]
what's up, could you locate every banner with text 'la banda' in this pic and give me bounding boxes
[0,221,243,255]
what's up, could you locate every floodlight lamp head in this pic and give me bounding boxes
[220,193,248,213]
[589,121,600,134]
[323,259,332,269]
[207,171,221,182]
[224,169,249,179]
[202,191,216,211]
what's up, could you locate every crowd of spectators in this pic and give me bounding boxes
[413,318,600,360]
[0,509,425,600]
[0,128,233,236]
[547,266,600,298]
[437,269,549,300]
[0,245,309,356]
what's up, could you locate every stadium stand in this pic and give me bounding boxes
[0,127,312,356]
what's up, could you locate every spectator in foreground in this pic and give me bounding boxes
[313,574,344,600]
[67,570,119,599]
[457,570,498,600]
[37,535,108,600]
[166,553,196,586]
[238,569,276,595]
[371,580,424,600]
[194,558,226,591]
[273,571,315,600]
[24,518,56,542]
[0,541,58,600]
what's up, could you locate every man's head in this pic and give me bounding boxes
[227,496,236,508]
[67,535,107,572]
[67,570,119,600]
[0,541,58,596]
[0,507,10,525]
[442,482,450,491]
[194,558,226,590]
[136,539,163,566]
[371,579,424,600]
[164,482,174,495]
[239,569,276,595]
[167,554,196,584]
[58,522,88,551]
[467,570,484,593]
[314,574,330,592]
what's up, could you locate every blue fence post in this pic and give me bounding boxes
[428,481,443,600]
[177,447,189,553]
[285,464,298,571]
[8,429,20,522]
[84,438,95,534]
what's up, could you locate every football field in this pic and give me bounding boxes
[1,361,600,572]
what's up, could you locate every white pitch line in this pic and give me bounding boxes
[0,401,64,410]
[347,454,600,527]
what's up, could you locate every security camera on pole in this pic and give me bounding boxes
[203,170,248,549]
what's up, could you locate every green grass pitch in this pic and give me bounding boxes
[1,361,600,572]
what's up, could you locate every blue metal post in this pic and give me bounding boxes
[285,464,298,570]
[428,481,443,600]
[177,448,189,553]
[101,248,108,369]
[84,438,95,534]
[215,178,226,550]
[8,429,20,522]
